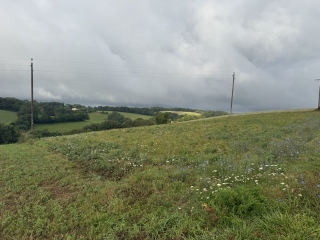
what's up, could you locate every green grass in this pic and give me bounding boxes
[34,111,151,133]
[1,109,320,239]
[0,110,17,125]
[161,111,202,116]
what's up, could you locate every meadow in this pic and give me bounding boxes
[1,110,320,239]
[161,111,202,116]
[34,111,151,133]
[0,110,17,125]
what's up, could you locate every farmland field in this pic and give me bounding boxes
[34,111,151,133]
[1,109,320,239]
[161,110,202,116]
[0,109,17,125]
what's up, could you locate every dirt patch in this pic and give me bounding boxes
[4,193,21,211]
[40,180,73,200]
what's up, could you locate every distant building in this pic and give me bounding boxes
[72,108,78,111]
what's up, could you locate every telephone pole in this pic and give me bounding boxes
[316,79,320,109]
[30,58,34,131]
[230,72,235,117]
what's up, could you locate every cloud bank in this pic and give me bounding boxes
[1,0,320,112]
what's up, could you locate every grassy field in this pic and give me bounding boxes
[34,111,151,133]
[0,110,17,125]
[161,110,202,116]
[1,109,320,239]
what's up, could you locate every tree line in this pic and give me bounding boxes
[34,112,170,137]
[0,97,89,131]
[0,97,227,144]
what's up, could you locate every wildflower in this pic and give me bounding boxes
[203,188,207,192]
[217,184,222,187]
[190,186,194,188]
[281,182,285,185]
[298,194,302,197]
[283,188,286,191]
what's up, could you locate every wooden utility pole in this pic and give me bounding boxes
[316,79,320,109]
[230,72,235,117]
[30,58,34,131]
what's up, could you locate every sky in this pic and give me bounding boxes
[1,0,320,112]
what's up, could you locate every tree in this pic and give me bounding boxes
[107,111,128,124]
[155,112,170,124]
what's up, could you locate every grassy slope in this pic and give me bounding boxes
[161,110,202,116]
[0,110,17,125]
[1,110,320,239]
[34,111,151,133]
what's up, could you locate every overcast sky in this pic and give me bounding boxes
[1,0,320,112]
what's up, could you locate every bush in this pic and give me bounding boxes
[0,124,20,144]
[210,186,267,218]
[30,130,62,138]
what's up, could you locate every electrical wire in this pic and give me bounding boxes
[32,57,234,73]
[0,57,316,82]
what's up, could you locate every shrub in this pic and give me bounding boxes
[210,186,267,218]
[0,124,20,144]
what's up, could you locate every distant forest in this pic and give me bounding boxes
[0,97,227,144]
[0,97,89,130]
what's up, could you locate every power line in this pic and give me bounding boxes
[32,57,234,73]
[0,57,30,60]
[0,68,314,82]
[0,70,29,72]
[0,64,30,67]
[34,64,232,75]
[34,70,231,79]
[0,57,317,82]
[0,69,314,82]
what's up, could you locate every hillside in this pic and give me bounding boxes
[1,110,320,239]
[0,109,17,125]
[34,111,151,133]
